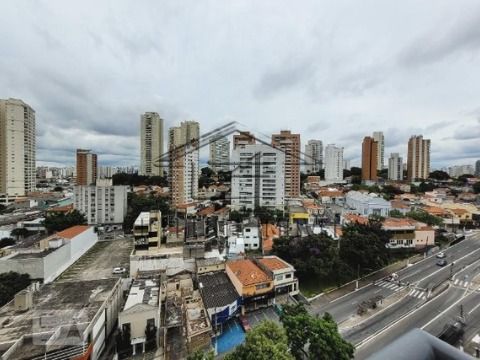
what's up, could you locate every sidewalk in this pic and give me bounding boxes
[308,254,423,307]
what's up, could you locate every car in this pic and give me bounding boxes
[436,259,448,267]
[112,267,126,274]
[436,252,446,259]
[239,316,251,332]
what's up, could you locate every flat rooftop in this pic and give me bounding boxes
[0,278,119,348]
[57,238,133,282]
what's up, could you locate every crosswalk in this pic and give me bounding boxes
[407,289,427,300]
[375,280,428,300]
[453,279,471,288]
[375,280,405,292]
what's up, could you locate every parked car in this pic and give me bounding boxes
[436,259,448,267]
[112,267,126,274]
[436,252,446,259]
[239,316,251,332]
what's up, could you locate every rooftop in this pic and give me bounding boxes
[124,273,161,310]
[198,272,240,309]
[227,259,271,286]
[56,225,90,239]
[258,256,292,271]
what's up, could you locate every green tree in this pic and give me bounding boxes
[43,210,87,234]
[458,174,474,183]
[272,233,346,284]
[0,204,6,214]
[229,210,248,223]
[406,210,443,227]
[0,237,15,248]
[0,272,31,306]
[53,186,64,192]
[429,170,449,181]
[123,193,170,231]
[340,222,390,276]
[11,228,30,240]
[389,209,405,218]
[187,350,215,360]
[224,321,294,360]
[473,182,480,194]
[280,304,354,360]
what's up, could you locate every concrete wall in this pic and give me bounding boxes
[119,305,158,339]
[0,254,44,279]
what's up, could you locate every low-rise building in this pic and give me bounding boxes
[118,272,161,356]
[196,258,225,275]
[0,278,122,360]
[226,259,274,313]
[0,225,97,283]
[198,272,241,325]
[257,256,299,297]
[383,217,435,250]
[345,191,391,217]
[133,211,162,250]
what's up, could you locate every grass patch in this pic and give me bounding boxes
[299,278,340,298]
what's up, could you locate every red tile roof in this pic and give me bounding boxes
[56,225,90,239]
[258,257,290,271]
[227,259,271,286]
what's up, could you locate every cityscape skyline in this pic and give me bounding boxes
[1,2,479,168]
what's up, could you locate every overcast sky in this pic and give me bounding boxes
[1,1,480,169]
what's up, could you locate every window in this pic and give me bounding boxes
[285,273,292,279]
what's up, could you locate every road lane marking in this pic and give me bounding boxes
[454,279,459,285]
[421,288,473,330]
[468,300,480,315]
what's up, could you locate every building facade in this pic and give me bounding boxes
[304,139,323,173]
[372,131,384,170]
[76,149,97,185]
[169,121,200,207]
[74,183,128,226]
[362,136,378,181]
[233,131,255,149]
[448,164,474,178]
[407,135,431,181]
[231,144,285,210]
[272,130,301,198]
[209,136,230,172]
[140,112,164,176]
[324,144,344,183]
[388,153,403,181]
[476,160,480,176]
[0,98,36,200]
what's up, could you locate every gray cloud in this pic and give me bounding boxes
[1,1,479,168]
[399,11,480,67]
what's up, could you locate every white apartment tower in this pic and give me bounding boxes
[74,180,128,226]
[305,140,323,173]
[169,121,200,207]
[140,112,164,176]
[231,144,285,210]
[372,131,385,171]
[388,153,403,181]
[209,137,230,172]
[324,144,344,182]
[407,135,431,181]
[0,98,36,201]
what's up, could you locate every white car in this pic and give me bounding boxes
[112,267,126,274]
[436,252,446,259]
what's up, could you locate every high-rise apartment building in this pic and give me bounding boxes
[388,153,403,181]
[140,112,164,176]
[343,160,351,170]
[448,165,474,178]
[305,140,323,173]
[407,135,431,181]
[233,131,256,149]
[324,144,344,182]
[372,131,385,171]
[362,136,378,181]
[169,121,200,207]
[231,144,285,210]
[0,98,36,201]
[272,130,300,198]
[209,137,230,173]
[476,160,480,176]
[76,149,97,185]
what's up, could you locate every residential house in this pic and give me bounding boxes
[226,259,274,313]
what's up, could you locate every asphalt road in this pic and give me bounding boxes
[311,232,480,325]
[355,286,470,359]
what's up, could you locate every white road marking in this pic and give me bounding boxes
[454,279,459,285]
[411,290,419,297]
[468,300,480,315]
